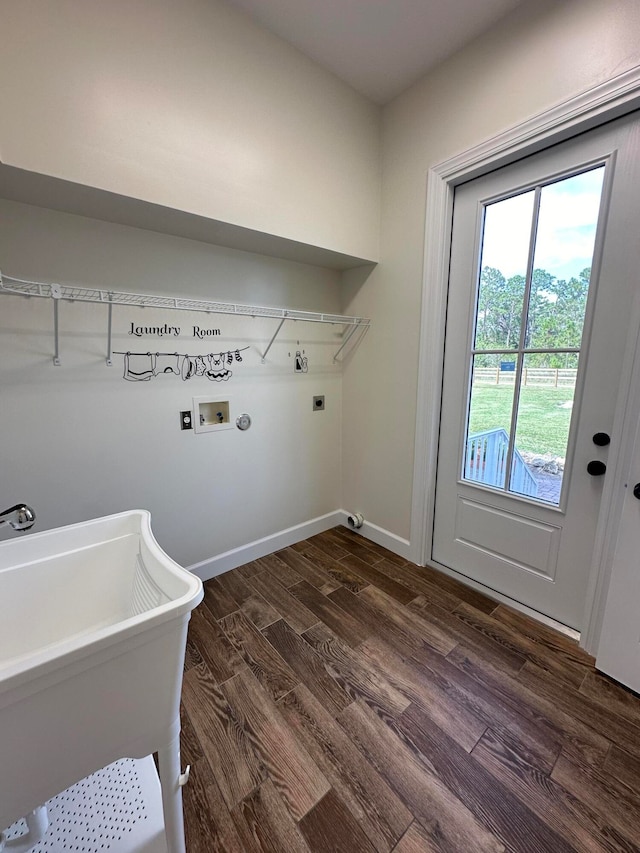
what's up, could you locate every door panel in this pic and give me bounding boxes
[454,497,561,580]
[432,113,640,629]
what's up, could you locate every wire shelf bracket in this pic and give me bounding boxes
[0,271,371,366]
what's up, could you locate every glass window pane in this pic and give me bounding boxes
[464,354,519,490]
[509,353,579,504]
[526,167,605,349]
[475,190,535,351]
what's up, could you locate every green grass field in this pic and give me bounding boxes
[468,384,574,458]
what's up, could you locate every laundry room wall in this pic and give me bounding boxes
[0,0,382,568]
[0,0,381,262]
[341,0,640,551]
[0,199,345,568]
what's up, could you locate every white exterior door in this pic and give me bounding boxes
[432,112,640,629]
[596,361,640,692]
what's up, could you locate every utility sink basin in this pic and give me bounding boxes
[0,511,203,852]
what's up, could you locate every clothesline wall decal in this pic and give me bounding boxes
[112,347,249,382]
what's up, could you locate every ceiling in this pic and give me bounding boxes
[226,0,524,104]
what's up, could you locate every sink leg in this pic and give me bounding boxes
[157,734,187,853]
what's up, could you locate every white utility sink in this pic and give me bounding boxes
[0,510,203,853]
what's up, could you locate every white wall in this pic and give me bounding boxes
[0,0,380,262]
[7,0,640,566]
[0,200,343,567]
[342,0,640,544]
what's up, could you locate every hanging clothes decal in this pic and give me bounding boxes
[153,353,181,376]
[205,354,232,381]
[123,352,155,381]
[115,348,248,382]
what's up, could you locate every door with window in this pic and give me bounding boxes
[432,113,640,629]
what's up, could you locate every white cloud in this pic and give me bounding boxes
[480,167,605,282]
[481,191,534,279]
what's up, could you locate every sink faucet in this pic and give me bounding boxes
[0,504,36,532]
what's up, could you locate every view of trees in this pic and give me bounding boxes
[474,265,590,368]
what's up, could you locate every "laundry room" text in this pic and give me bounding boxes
[128,323,181,337]
[192,326,222,338]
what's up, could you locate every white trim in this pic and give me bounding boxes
[581,287,640,653]
[429,65,640,184]
[187,511,342,580]
[187,509,412,581]
[410,64,640,642]
[409,166,454,567]
[338,511,412,561]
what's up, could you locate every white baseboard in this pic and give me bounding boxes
[188,510,412,581]
[188,510,343,581]
[189,508,577,641]
[337,511,412,562]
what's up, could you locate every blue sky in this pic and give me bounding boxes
[481,166,605,283]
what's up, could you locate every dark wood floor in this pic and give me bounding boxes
[180,526,640,852]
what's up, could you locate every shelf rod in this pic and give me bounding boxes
[260,316,287,363]
[106,295,114,366]
[333,320,363,362]
[52,296,61,366]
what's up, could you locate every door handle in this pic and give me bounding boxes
[633,483,640,500]
[587,460,607,476]
[592,432,611,446]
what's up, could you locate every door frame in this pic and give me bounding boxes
[410,64,640,653]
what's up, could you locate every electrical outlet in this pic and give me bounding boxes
[313,395,325,411]
[180,410,193,430]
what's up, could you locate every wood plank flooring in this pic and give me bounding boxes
[180,527,640,852]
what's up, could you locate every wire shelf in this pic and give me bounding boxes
[0,274,369,324]
[0,271,370,365]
